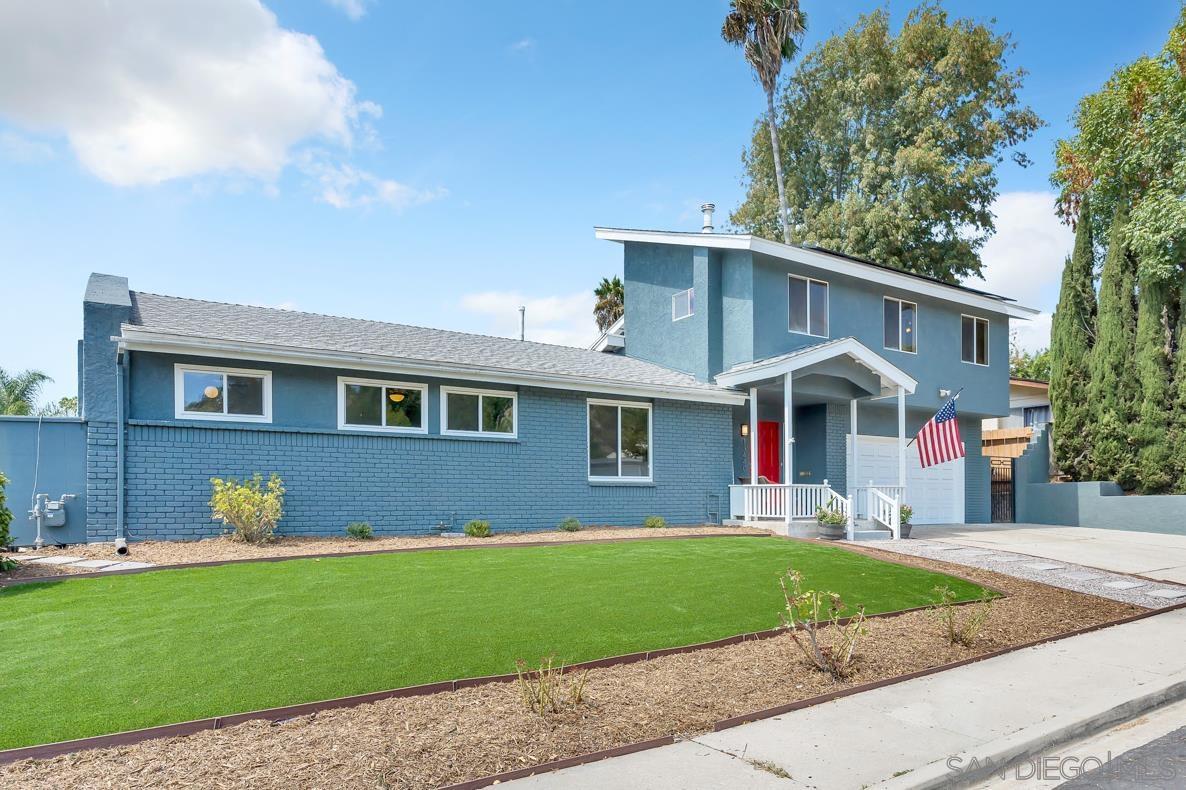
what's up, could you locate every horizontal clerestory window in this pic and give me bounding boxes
[442,387,517,437]
[175,364,271,422]
[338,377,426,432]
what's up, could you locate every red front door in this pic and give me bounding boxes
[758,421,781,483]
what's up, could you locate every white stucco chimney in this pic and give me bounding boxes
[701,203,715,233]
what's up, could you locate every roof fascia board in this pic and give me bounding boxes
[117,329,747,406]
[714,337,918,394]
[594,228,1039,319]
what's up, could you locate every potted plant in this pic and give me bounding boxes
[899,504,914,538]
[815,498,848,540]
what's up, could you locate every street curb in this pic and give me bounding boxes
[877,673,1186,789]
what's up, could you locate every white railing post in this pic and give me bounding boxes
[846,495,855,540]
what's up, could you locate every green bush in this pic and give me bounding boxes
[209,473,285,544]
[346,522,374,540]
[643,515,666,529]
[464,519,492,538]
[0,471,12,550]
[815,499,847,527]
[557,517,582,532]
[899,505,913,525]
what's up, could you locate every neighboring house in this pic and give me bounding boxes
[982,378,1051,459]
[5,210,1035,546]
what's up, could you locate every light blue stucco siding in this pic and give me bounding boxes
[0,417,88,545]
[121,355,735,539]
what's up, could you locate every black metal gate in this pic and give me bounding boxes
[990,458,1014,523]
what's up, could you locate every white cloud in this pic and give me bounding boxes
[300,155,448,210]
[459,291,597,348]
[508,38,535,53]
[0,1,378,187]
[0,130,54,163]
[326,0,371,20]
[963,191,1074,353]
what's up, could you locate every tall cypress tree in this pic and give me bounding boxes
[1170,281,1186,493]
[1132,276,1173,492]
[1089,207,1140,488]
[1049,198,1097,479]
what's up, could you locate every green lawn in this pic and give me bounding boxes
[0,536,986,749]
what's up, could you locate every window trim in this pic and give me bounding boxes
[671,287,695,322]
[174,363,272,423]
[587,398,654,482]
[961,314,990,366]
[440,385,518,438]
[337,376,428,434]
[883,296,919,355]
[787,273,829,338]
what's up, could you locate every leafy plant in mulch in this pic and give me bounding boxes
[346,522,374,540]
[778,567,867,680]
[515,654,589,716]
[930,584,996,647]
[464,519,491,538]
[557,517,582,532]
[209,473,285,545]
[643,515,666,529]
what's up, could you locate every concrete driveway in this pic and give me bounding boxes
[910,524,1186,584]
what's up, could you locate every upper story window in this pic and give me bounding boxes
[442,386,516,437]
[671,287,694,321]
[338,377,426,433]
[788,274,828,337]
[962,315,989,366]
[175,364,271,422]
[588,399,652,481]
[884,297,917,353]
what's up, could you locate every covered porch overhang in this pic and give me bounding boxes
[717,338,917,539]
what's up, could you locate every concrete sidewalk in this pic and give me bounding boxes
[505,608,1186,789]
[906,525,1186,584]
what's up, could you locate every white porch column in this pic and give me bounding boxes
[783,373,794,527]
[849,398,858,498]
[897,385,907,488]
[748,386,758,484]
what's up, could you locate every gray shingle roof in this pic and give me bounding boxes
[128,292,732,396]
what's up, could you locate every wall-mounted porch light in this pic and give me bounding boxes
[739,423,749,438]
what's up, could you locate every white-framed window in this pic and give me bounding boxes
[961,315,990,366]
[337,376,427,433]
[174,364,271,422]
[441,386,517,437]
[788,274,828,337]
[587,399,652,481]
[884,297,918,354]
[671,287,694,321]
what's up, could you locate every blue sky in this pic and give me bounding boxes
[1,1,1180,406]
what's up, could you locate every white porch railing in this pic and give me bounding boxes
[868,486,902,539]
[728,481,852,524]
[852,483,906,520]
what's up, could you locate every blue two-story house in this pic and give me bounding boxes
[6,210,1034,546]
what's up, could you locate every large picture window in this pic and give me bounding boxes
[788,274,828,337]
[338,377,426,432]
[884,297,917,353]
[442,387,516,437]
[588,400,652,481]
[175,364,271,422]
[961,315,989,366]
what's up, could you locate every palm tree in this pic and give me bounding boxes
[722,0,807,245]
[593,276,624,332]
[0,368,51,416]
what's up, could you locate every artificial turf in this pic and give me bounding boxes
[0,536,986,749]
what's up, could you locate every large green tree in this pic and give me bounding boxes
[593,276,624,332]
[0,368,50,416]
[722,0,808,244]
[1048,198,1097,480]
[1133,275,1174,492]
[1088,209,1141,488]
[732,2,1041,282]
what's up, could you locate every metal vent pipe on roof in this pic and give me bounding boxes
[519,305,525,341]
[701,203,715,233]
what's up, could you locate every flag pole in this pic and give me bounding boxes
[905,388,964,447]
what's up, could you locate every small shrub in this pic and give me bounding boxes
[0,556,16,572]
[643,515,666,529]
[464,519,491,538]
[346,521,374,540]
[815,498,847,526]
[209,473,285,545]
[900,504,914,525]
[557,516,582,532]
[515,654,589,715]
[0,471,12,549]
[930,585,995,647]
[778,567,867,680]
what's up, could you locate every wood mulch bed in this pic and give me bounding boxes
[0,525,768,579]
[1,548,1143,790]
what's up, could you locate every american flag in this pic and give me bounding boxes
[916,398,965,468]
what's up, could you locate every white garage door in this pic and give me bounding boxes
[846,435,965,525]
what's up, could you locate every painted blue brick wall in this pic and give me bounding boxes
[123,386,734,540]
[86,420,118,541]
